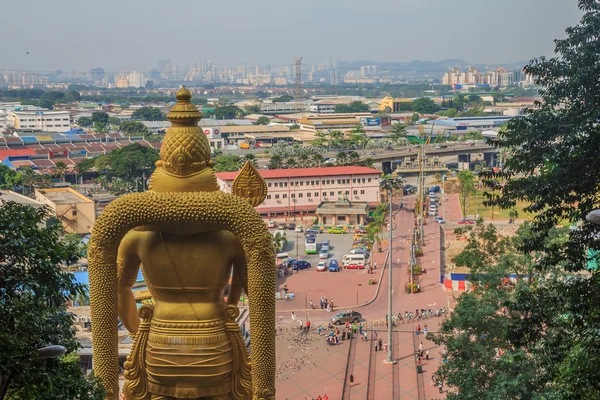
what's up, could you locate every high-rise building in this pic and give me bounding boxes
[90,68,104,83]
[158,59,171,72]
[127,71,146,88]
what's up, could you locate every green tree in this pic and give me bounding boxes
[329,130,345,150]
[271,95,293,103]
[297,153,310,168]
[131,106,166,121]
[334,101,370,113]
[411,113,420,123]
[53,161,68,182]
[245,104,261,113]
[412,97,438,114]
[508,208,519,223]
[389,123,407,145]
[214,105,243,120]
[458,170,475,217]
[438,108,458,118]
[119,120,150,137]
[453,93,468,111]
[254,116,270,125]
[213,153,242,173]
[106,143,159,180]
[348,151,360,166]
[311,130,328,148]
[443,3,600,398]
[0,202,105,399]
[20,166,38,195]
[361,157,375,169]
[268,154,283,170]
[107,116,121,127]
[285,158,297,168]
[62,90,81,103]
[273,231,287,252]
[91,111,109,125]
[0,164,23,189]
[336,151,348,166]
[349,126,369,149]
[77,117,93,128]
[311,153,324,168]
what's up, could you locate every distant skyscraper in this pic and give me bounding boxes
[90,68,104,83]
[149,68,161,81]
[158,59,171,72]
[127,71,146,88]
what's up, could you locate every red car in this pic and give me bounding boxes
[458,219,475,225]
[345,263,365,270]
[355,226,368,234]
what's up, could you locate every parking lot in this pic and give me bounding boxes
[272,229,361,268]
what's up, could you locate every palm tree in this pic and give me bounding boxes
[361,157,375,169]
[389,123,407,147]
[285,158,297,169]
[336,151,348,166]
[298,153,310,168]
[268,154,283,170]
[273,232,288,252]
[508,208,519,223]
[349,126,369,150]
[312,130,328,149]
[243,153,258,168]
[348,151,360,166]
[329,130,345,150]
[20,166,38,195]
[54,161,68,182]
[312,154,324,168]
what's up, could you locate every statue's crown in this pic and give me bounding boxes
[157,86,213,177]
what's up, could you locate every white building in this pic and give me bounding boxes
[8,110,71,133]
[260,102,310,115]
[128,71,146,88]
[216,166,381,215]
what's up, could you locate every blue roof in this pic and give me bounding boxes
[64,128,86,135]
[21,136,40,143]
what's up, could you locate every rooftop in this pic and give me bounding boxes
[216,166,381,181]
[36,188,93,204]
[0,190,44,208]
[316,200,369,215]
[216,125,290,133]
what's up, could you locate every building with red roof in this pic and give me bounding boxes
[216,166,382,215]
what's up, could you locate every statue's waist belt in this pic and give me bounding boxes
[149,318,227,339]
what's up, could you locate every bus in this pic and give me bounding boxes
[305,234,317,254]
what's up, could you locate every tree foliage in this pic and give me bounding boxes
[334,101,370,113]
[77,117,93,128]
[0,203,104,399]
[130,106,166,121]
[119,120,150,137]
[439,3,600,398]
[271,95,293,103]
[213,153,242,173]
[0,164,23,189]
[91,111,109,125]
[412,97,438,114]
[254,116,270,125]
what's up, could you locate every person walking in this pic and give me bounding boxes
[310,300,314,309]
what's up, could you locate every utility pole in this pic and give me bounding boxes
[294,57,302,113]
[379,176,402,365]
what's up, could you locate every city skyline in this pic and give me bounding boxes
[0,0,582,71]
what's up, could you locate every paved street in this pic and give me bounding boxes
[274,193,453,399]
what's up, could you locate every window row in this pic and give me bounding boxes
[266,189,366,200]
[267,177,372,188]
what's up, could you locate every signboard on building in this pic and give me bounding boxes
[360,118,381,127]
[203,127,221,139]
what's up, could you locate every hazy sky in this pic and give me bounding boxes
[0,0,582,72]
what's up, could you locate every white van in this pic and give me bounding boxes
[343,254,366,268]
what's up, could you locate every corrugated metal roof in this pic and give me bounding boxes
[216,166,381,181]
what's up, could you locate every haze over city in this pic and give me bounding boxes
[0,0,582,71]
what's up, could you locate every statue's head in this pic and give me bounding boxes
[149,86,219,193]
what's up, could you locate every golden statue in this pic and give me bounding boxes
[88,87,276,400]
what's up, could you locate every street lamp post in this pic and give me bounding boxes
[379,176,402,365]
[0,345,66,399]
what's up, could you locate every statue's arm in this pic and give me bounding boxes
[228,235,248,306]
[117,231,141,334]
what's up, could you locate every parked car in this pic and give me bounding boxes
[458,219,475,225]
[306,228,323,235]
[295,226,304,233]
[267,220,276,228]
[316,261,327,272]
[345,263,365,270]
[428,186,441,193]
[428,210,437,216]
[355,226,368,234]
[436,217,446,224]
[330,310,363,325]
[350,247,369,255]
[319,247,330,259]
[329,260,339,272]
[291,260,311,270]
[287,223,296,230]
[328,228,345,234]
[277,223,287,230]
